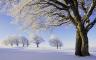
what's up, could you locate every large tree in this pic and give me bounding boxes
[1,0,96,56]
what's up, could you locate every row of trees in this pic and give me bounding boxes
[2,35,63,49]
[3,36,29,47]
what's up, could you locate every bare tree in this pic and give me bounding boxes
[31,35,44,48]
[3,36,19,47]
[1,0,96,56]
[19,36,29,47]
[3,39,13,46]
[49,35,63,49]
[10,36,20,47]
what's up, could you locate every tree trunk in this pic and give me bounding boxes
[27,40,29,47]
[37,43,39,48]
[57,44,59,49]
[22,43,24,47]
[11,43,13,47]
[16,43,19,47]
[75,26,90,56]
[75,30,82,56]
[81,31,90,56]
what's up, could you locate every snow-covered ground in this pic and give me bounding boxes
[0,47,96,60]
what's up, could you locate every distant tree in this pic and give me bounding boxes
[31,35,44,48]
[49,35,63,49]
[19,36,29,47]
[3,36,19,47]
[3,39,12,46]
[13,37,19,47]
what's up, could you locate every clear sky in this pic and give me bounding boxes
[0,13,96,48]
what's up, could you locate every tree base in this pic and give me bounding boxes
[82,53,90,56]
[75,52,90,56]
[75,52,82,56]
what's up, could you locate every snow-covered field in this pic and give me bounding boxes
[0,47,96,60]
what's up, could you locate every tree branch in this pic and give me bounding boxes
[82,0,96,25]
[86,17,96,32]
[80,0,87,13]
[70,0,82,24]
[49,20,70,26]
[23,1,68,10]
[52,13,69,19]
[83,0,96,31]
[47,2,67,10]
[86,0,96,18]
[67,10,77,26]
[87,0,96,17]
[49,0,68,10]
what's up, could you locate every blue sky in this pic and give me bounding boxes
[0,14,19,39]
[0,13,96,48]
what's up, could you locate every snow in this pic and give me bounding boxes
[0,47,96,60]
